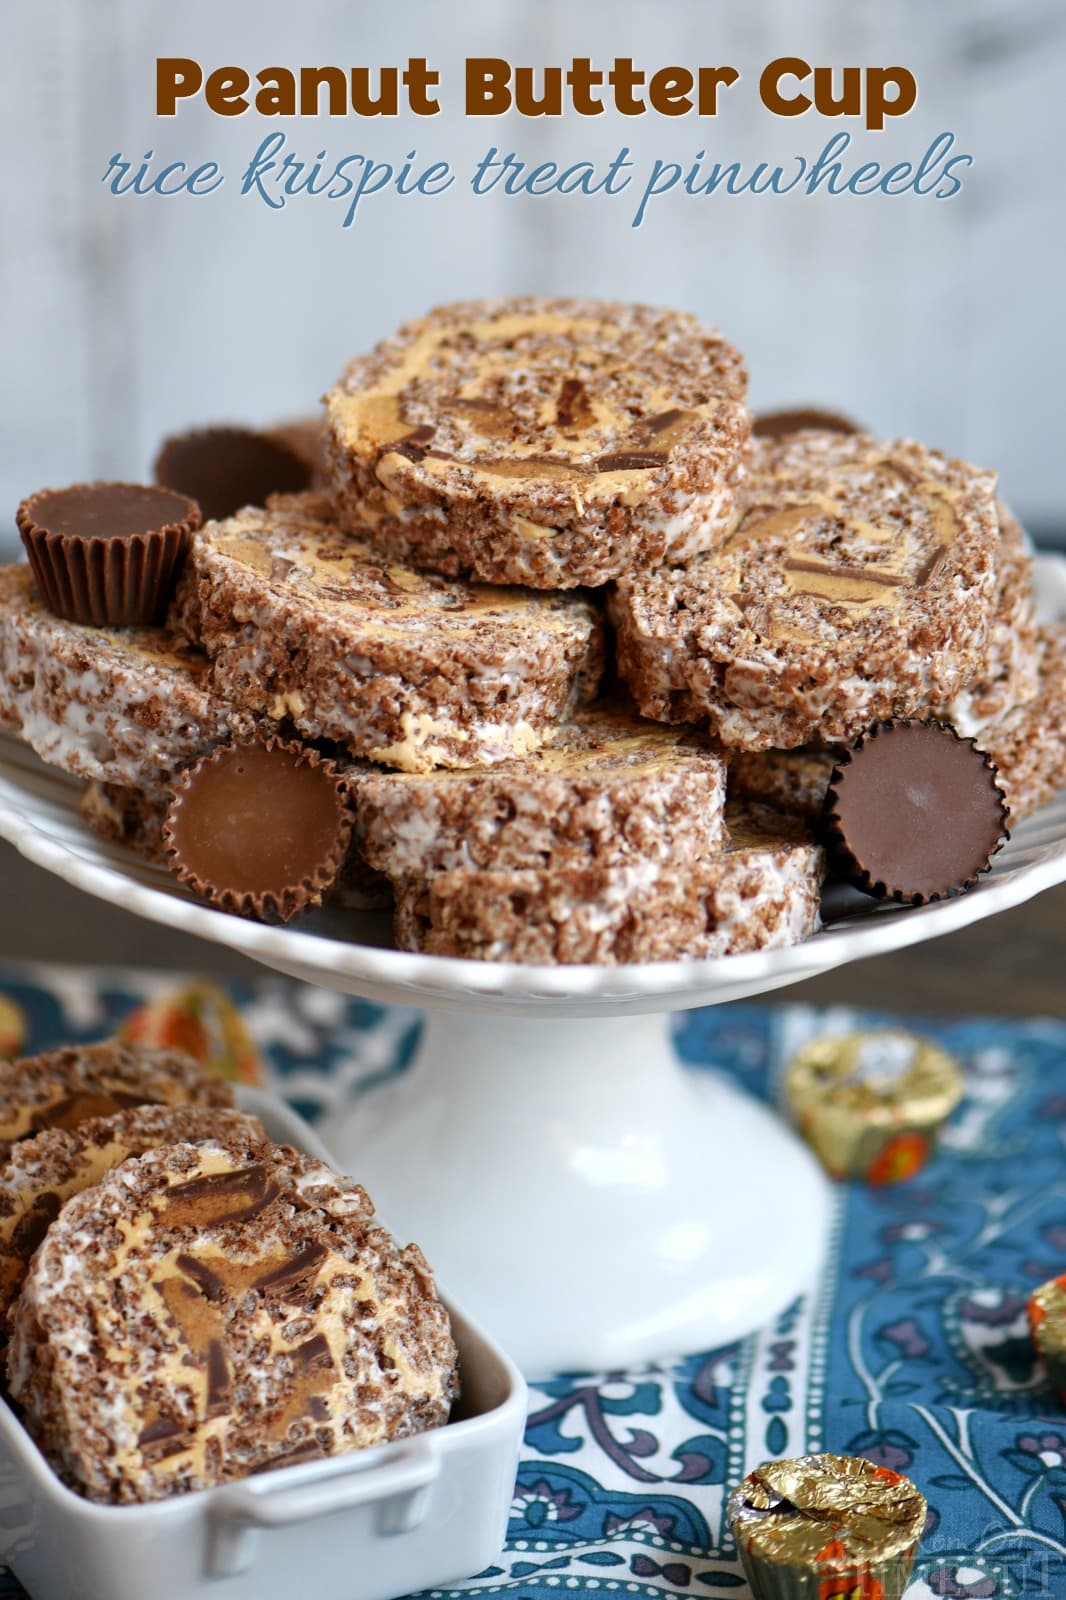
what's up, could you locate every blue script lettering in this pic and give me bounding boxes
[101,151,224,196]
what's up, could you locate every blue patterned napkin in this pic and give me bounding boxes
[1,963,1064,1600]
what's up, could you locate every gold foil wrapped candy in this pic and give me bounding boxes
[1029,1275,1066,1405]
[727,1453,926,1600]
[784,1030,963,1184]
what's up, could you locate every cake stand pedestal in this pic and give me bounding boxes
[328,1009,829,1376]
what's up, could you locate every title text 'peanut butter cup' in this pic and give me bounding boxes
[154,425,315,522]
[163,740,352,923]
[822,719,1009,904]
[16,482,201,627]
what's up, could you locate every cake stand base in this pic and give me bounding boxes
[327,1009,832,1377]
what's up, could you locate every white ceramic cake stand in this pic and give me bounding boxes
[1,555,1064,1377]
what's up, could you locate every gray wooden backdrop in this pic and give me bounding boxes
[3,0,1064,552]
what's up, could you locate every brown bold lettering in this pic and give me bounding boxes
[866,66,917,130]
[760,57,812,117]
[205,68,251,116]
[157,58,203,116]
[648,67,694,116]
[467,58,512,115]
[696,66,740,114]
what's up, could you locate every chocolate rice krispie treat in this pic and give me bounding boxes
[7,1139,458,1502]
[0,564,255,791]
[730,505,1039,824]
[349,703,728,880]
[729,746,838,826]
[80,780,170,859]
[733,624,1066,829]
[980,625,1066,819]
[326,297,751,589]
[394,802,824,965]
[929,501,1039,734]
[0,1105,267,1328]
[610,431,1001,750]
[171,491,604,771]
[0,1040,234,1158]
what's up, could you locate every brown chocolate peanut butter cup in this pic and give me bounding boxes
[822,719,1009,905]
[164,740,351,923]
[753,406,862,440]
[16,481,200,626]
[154,425,314,521]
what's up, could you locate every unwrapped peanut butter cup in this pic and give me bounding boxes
[154,425,314,522]
[753,406,862,440]
[822,719,1008,905]
[163,740,351,923]
[16,482,201,627]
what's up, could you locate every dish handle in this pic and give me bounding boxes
[206,1442,440,1577]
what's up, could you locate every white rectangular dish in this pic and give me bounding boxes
[0,1087,527,1600]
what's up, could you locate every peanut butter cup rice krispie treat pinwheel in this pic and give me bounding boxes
[0,1104,268,1331]
[6,1140,458,1503]
[347,703,729,883]
[932,500,1040,734]
[170,490,604,772]
[0,1039,234,1159]
[731,615,1061,831]
[325,297,751,589]
[979,623,1066,819]
[394,801,824,965]
[0,565,260,793]
[611,429,1003,751]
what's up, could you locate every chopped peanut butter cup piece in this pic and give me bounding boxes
[164,740,352,922]
[16,481,201,626]
[822,719,1009,904]
[154,425,314,521]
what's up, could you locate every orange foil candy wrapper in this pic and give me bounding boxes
[1029,1275,1066,1405]
[0,996,27,1059]
[784,1031,963,1185]
[121,984,263,1086]
[726,1454,926,1600]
